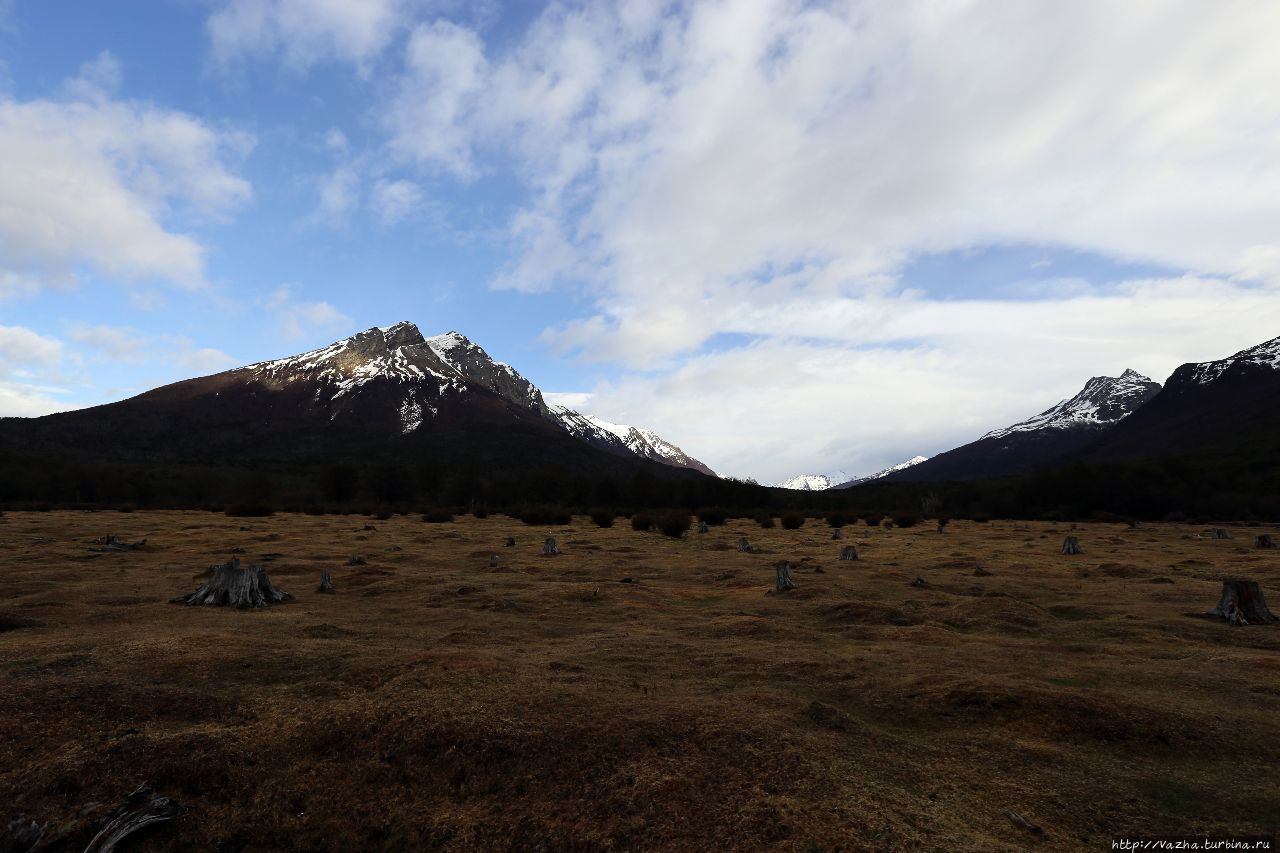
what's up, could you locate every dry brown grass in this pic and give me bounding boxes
[2,511,1278,851]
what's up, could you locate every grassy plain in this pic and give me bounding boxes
[1,511,1278,851]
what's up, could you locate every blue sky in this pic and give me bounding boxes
[2,1,1280,482]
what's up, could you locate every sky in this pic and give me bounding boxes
[2,0,1280,483]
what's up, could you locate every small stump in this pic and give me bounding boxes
[171,558,293,608]
[488,555,500,568]
[832,529,843,540]
[775,561,796,592]
[317,572,334,594]
[937,518,949,534]
[504,536,516,547]
[1256,534,1276,550]
[89,534,147,553]
[1211,528,1232,540]
[1061,536,1083,555]
[1209,580,1276,626]
[83,784,179,853]
[838,545,858,561]
[910,576,929,588]
[542,537,560,556]
[698,521,710,534]
[974,565,992,577]
[347,556,366,566]
[738,538,752,553]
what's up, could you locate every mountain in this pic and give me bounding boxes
[775,473,842,491]
[0,322,713,478]
[1082,336,1280,464]
[881,370,1161,482]
[837,456,930,487]
[550,407,716,476]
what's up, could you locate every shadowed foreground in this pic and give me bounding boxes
[2,512,1278,851]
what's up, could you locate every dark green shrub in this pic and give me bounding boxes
[657,510,692,538]
[589,507,616,528]
[472,506,489,519]
[303,506,326,516]
[756,512,776,529]
[225,501,274,518]
[825,512,846,528]
[422,509,454,523]
[892,512,919,528]
[970,512,991,524]
[631,512,655,532]
[696,506,729,526]
[519,506,572,525]
[865,515,883,526]
[780,512,804,530]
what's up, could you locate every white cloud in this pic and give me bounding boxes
[69,324,146,363]
[305,165,361,229]
[0,54,252,291]
[207,0,414,72]
[259,283,353,339]
[0,325,70,416]
[371,178,422,224]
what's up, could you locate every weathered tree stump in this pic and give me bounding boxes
[504,536,516,547]
[698,521,710,534]
[775,561,796,592]
[974,565,992,577]
[738,537,752,553]
[832,529,843,540]
[317,572,334,594]
[542,537,560,556]
[1061,536,1083,555]
[1211,528,1232,540]
[89,534,147,553]
[937,518,949,534]
[346,555,366,566]
[1255,534,1276,549]
[83,783,179,853]
[488,554,500,568]
[1210,580,1277,625]
[171,558,293,608]
[0,816,45,853]
[910,575,929,588]
[838,545,858,561]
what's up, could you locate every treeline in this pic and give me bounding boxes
[1,447,1276,522]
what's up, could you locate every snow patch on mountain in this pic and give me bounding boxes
[549,405,717,476]
[1185,335,1280,385]
[775,473,839,491]
[981,369,1160,440]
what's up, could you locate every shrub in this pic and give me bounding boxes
[472,506,490,519]
[631,512,655,532]
[519,506,572,526]
[825,512,846,528]
[755,512,776,529]
[303,506,326,516]
[422,509,454,523]
[589,507,616,528]
[375,511,393,520]
[892,512,919,529]
[780,512,804,530]
[970,512,991,524]
[656,510,692,538]
[865,515,883,527]
[225,501,274,518]
[696,506,729,526]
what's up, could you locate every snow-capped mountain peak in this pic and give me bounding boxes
[981,370,1161,440]
[775,473,839,491]
[549,405,716,476]
[1183,335,1280,385]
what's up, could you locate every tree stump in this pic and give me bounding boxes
[1061,536,1083,555]
[89,534,147,553]
[317,572,334,594]
[1256,534,1276,549]
[488,555,500,568]
[910,575,929,588]
[542,537,560,556]
[937,518,949,534]
[1211,528,1232,540]
[1209,580,1277,625]
[0,816,45,853]
[738,537,752,553]
[832,529,843,540]
[504,536,516,547]
[974,565,992,577]
[347,556,366,566]
[838,545,858,561]
[83,784,179,853]
[171,558,293,608]
[775,561,795,592]
[698,521,710,534]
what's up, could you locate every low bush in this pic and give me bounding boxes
[657,510,692,538]
[471,506,490,519]
[825,512,846,528]
[225,501,274,518]
[589,507,616,528]
[755,512,776,529]
[865,515,883,527]
[970,512,991,524]
[519,506,572,526]
[422,509,454,523]
[696,506,729,526]
[631,512,655,532]
[780,512,804,530]
[892,512,919,529]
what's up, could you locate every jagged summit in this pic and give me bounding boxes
[550,406,717,476]
[1181,334,1280,385]
[981,370,1160,440]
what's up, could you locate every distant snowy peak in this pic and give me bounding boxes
[839,455,930,487]
[775,474,838,491]
[1180,335,1280,386]
[550,406,717,476]
[981,369,1161,440]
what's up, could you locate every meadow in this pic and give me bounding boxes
[1,511,1278,851]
